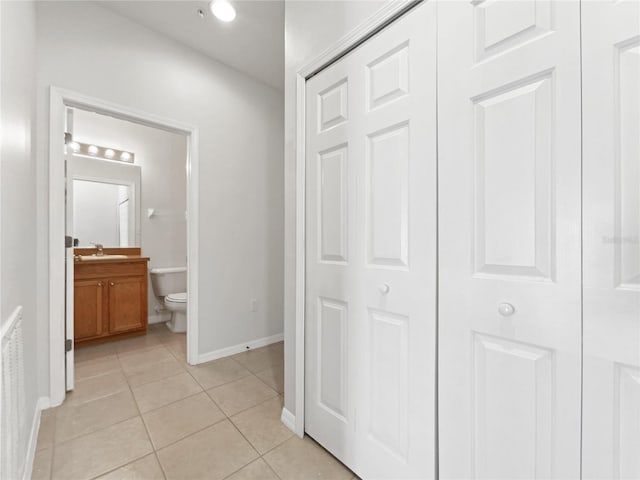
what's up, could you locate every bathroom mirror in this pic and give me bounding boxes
[69,157,141,247]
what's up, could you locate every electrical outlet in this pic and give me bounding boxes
[250,298,258,312]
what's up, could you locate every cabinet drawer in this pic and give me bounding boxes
[75,261,147,280]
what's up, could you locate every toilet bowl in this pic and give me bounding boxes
[149,267,187,334]
[164,292,187,333]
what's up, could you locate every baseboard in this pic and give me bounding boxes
[148,313,169,325]
[281,407,300,436]
[22,397,50,480]
[197,332,284,364]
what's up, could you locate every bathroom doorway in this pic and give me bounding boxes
[49,88,200,406]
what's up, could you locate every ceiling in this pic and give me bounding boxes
[97,1,284,91]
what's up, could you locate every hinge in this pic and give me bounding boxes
[65,235,73,248]
[65,339,73,352]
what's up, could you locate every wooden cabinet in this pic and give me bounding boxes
[74,252,149,347]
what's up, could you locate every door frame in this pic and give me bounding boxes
[290,0,423,437]
[49,87,200,406]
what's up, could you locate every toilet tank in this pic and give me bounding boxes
[149,266,187,297]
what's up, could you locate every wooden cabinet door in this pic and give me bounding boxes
[74,279,106,340]
[108,276,146,333]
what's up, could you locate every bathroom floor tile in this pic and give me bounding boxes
[36,409,56,451]
[156,420,258,480]
[125,356,185,387]
[207,375,278,416]
[132,372,202,413]
[255,363,285,394]
[189,357,252,390]
[32,446,53,480]
[115,334,164,355]
[263,436,354,480]
[36,333,353,480]
[225,458,279,480]
[165,339,187,360]
[118,346,175,374]
[96,454,166,480]
[62,370,129,407]
[142,392,225,449]
[232,343,284,374]
[55,390,139,443]
[75,343,117,363]
[230,397,293,454]
[75,354,122,381]
[51,417,153,480]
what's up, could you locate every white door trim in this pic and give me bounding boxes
[291,0,421,438]
[48,86,200,406]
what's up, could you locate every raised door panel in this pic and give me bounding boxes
[108,277,146,333]
[473,334,553,479]
[366,123,409,269]
[74,279,106,341]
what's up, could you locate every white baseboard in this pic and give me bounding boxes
[22,397,50,480]
[281,407,300,437]
[148,313,169,325]
[197,332,284,364]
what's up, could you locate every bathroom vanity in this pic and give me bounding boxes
[74,247,149,347]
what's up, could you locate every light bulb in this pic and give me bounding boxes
[104,149,115,159]
[120,152,132,162]
[87,145,99,155]
[68,142,80,152]
[210,0,236,22]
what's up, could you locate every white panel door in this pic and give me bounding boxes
[582,2,640,479]
[305,3,437,478]
[438,1,582,479]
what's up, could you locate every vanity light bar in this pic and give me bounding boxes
[67,140,135,164]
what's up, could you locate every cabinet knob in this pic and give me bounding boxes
[97,282,103,287]
[378,283,390,294]
[109,282,115,286]
[498,303,515,316]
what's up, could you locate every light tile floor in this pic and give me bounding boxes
[33,324,355,480]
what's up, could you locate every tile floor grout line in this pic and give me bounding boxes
[152,414,229,454]
[42,337,295,480]
[122,357,170,480]
[203,375,279,418]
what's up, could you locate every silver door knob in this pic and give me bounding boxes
[378,283,390,294]
[498,303,515,316]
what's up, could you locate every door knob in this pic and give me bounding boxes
[378,283,390,294]
[498,303,515,316]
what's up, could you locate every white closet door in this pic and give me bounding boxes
[438,1,582,479]
[305,2,437,478]
[582,2,640,479]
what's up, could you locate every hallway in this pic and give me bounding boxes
[32,326,353,479]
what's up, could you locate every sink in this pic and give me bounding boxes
[79,255,129,261]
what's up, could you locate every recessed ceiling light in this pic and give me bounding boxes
[104,149,115,159]
[210,0,236,22]
[120,152,132,162]
[68,141,80,152]
[87,145,99,155]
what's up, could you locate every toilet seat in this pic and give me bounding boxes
[165,292,187,304]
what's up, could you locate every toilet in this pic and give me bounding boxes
[149,266,187,333]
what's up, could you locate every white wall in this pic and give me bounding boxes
[72,109,188,321]
[283,0,389,418]
[35,2,284,397]
[1,0,40,475]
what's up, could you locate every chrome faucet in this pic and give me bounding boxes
[91,243,104,256]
